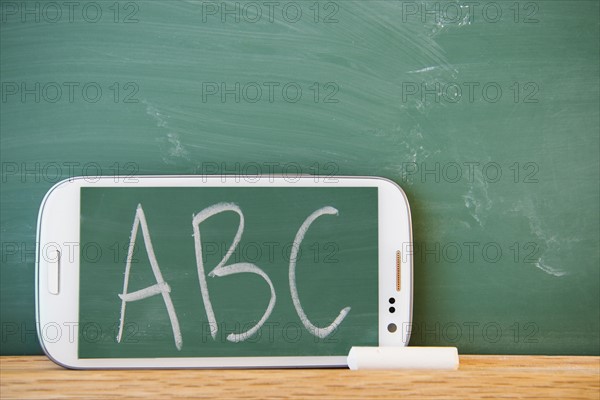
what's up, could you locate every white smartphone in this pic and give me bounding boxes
[36,175,412,368]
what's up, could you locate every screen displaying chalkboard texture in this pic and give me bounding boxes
[2,1,598,356]
[78,187,378,358]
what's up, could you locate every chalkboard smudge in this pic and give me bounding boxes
[143,100,190,163]
[463,170,492,227]
[513,199,568,278]
[535,260,567,278]
[143,100,168,129]
[166,133,190,160]
[408,66,439,74]
[528,213,568,278]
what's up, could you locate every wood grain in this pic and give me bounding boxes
[1,355,598,399]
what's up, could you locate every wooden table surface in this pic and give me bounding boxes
[1,355,598,399]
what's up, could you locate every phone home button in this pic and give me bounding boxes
[48,250,60,295]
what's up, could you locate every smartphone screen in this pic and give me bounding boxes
[78,186,379,359]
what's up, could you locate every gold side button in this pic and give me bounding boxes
[396,250,401,292]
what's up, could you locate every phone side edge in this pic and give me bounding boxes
[36,177,87,369]
[376,177,413,347]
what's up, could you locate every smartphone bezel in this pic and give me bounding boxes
[35,175,412,368]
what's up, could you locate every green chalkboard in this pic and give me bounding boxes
[1,0,598,356]
[79,187,378,358]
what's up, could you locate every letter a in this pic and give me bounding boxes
[117,204,183,350]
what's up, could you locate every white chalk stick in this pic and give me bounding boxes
[347,346,459,370]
